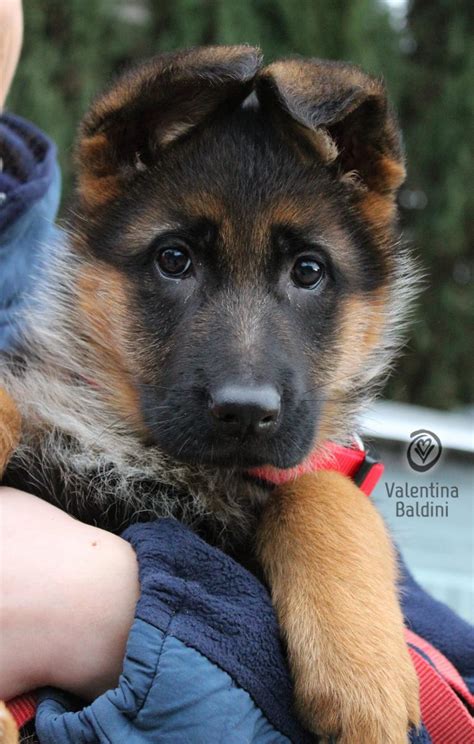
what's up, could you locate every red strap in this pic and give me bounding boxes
[405,629,474,708]
[6,692,37,729]
[405,629,474,744]
[248,441,384,495]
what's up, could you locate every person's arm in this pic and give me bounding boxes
[0,488,139,701]
[0,0,23,112]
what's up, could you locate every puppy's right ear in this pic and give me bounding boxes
[76,45,262,209]
[256,59,404,197]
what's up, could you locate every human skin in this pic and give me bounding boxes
[0,488,139,701]
[0,0,23,111]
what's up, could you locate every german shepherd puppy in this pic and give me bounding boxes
[0,46,420,742]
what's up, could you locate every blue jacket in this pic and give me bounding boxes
[3,112,473,744]
[0,113,61,351]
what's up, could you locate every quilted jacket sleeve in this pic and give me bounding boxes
[0,112,61,353]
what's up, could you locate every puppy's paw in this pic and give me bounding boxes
[0,702,19,744]
[293,638,420,744]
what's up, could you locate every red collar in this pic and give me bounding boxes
[248,439,384,496]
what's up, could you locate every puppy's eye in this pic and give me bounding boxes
[156,247,192,278]
[291,256,325,289]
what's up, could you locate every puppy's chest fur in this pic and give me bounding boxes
[4,450,187,533]
[2,362,263,545]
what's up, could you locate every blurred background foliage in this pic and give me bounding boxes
[7,0,473,410]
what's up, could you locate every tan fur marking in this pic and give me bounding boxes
[0,388,21,477]
[181,192,227,224]
[77,134,122,208]
[377,156,406,193]
[79,173,121,209]
[0,701,19,744]
[266,196,310,226]
[313,289,391,446]
[257,471,420,742]
[77,266,144,432]
[359,191,399,238]
[336,290,388,388]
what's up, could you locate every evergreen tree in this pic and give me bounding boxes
[389,0,474,407]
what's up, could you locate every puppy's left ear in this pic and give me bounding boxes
[256,59,405,197]
[76,45,262,209]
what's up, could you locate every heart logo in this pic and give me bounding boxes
[414,438,434,462]
[407,430,442,472]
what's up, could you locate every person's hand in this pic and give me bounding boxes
[0,488,139,701]
[0,0,23,111]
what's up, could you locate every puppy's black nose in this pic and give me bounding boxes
[209,384,281,437]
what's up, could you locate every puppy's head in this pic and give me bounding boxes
[71,46,412,470]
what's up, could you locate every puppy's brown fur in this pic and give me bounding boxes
[0,390,20,476]
[258,472,419,743]
[0,701,19,744]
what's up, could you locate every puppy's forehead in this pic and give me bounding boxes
[129,106,348,266]
[170,109,332,213]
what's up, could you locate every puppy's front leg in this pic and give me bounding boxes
[257,471,420,744]
[0,388,21,477]
[0,702,18,744]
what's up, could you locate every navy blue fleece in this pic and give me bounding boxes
[123,519,313,743]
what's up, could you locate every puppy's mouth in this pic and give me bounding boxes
[168,439,305,470]
[141,410,317,471]
[148,437,308,471]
